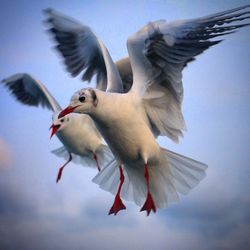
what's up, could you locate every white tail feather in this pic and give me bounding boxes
[164,149,207,195]
[51,144,114,169]
[92,148,207,208]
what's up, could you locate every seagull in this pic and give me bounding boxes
[55,5,250,215]
[1,73,114,182]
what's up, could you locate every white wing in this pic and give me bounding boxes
[127,5,250,141]
[45,9,123,93]
[1,73,61,112]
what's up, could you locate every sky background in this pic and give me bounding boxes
[0,0,250,249]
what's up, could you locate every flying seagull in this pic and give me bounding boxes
[1,73,114,182]
[49,6,249,215]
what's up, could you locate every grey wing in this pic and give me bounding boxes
[1,73,61,112]
[115,57,133,93]
[45,9,123,93]
[127,5,250,141]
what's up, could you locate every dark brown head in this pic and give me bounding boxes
[58,88,98,118]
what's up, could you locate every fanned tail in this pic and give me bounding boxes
[94,144,115,168]
[51,144,114,169]
[164,149,207,195]
[93,148,207,208]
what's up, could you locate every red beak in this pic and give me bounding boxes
[50,124,61,139]
[58,105,80,118]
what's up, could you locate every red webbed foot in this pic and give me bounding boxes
[109,195,126,215]
[140,163,157,216]
[56,166,64,183]
[140,192,156,216]
[108,165,126,215]
[56,153,72,183]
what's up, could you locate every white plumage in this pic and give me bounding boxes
[50,6,249,215]
[1,74,114,181]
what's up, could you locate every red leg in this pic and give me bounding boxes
[109,165,126,215]
[56,152,72,183]
[93,153,101,172]
[140,163,156,216]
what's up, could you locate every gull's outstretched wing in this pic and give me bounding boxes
[1,73,61,112]
[45,9,123,93]
[127,5,250,141]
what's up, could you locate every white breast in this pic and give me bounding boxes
[57,114,102,156]
[91,92,161,165]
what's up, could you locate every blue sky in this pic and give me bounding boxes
[0,0,250,249]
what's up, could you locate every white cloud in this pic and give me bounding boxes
[0,138,11,169]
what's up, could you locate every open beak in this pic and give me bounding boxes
[58,105,80,118]
[50,124,61,139]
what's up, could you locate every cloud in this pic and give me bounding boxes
[158,190,250,249]
[0,176,249,250]
[0,138,11,169]
[0,181,39,250]
[0,140,249,250]
[0,185,36,217]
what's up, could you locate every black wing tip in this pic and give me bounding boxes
[44,27,56,36]
[241,22,250,27]
[1,78,6,83]
[211,39,223,46]
[235,5,250,11]
[43,8,53,15]
[42,17,54,27]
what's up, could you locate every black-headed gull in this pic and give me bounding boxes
[1,73,114,182]
[57,5,249,215]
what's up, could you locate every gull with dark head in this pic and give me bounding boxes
[49,6,249,215]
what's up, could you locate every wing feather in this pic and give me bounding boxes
[45,9,123,92]
[127,5,250,140]
[1,73,61,112]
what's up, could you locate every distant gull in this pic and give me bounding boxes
[1,73,114,182]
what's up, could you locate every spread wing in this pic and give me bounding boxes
[127,5,250,141]
[1,73,61,112]
[45,9,123,93]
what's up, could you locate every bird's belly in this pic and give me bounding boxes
[57,131,100,156]
[106,134,140,162]
[97,122,160,165]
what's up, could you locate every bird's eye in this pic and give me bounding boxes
[79,96,86,103]
[60,118,64,122]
